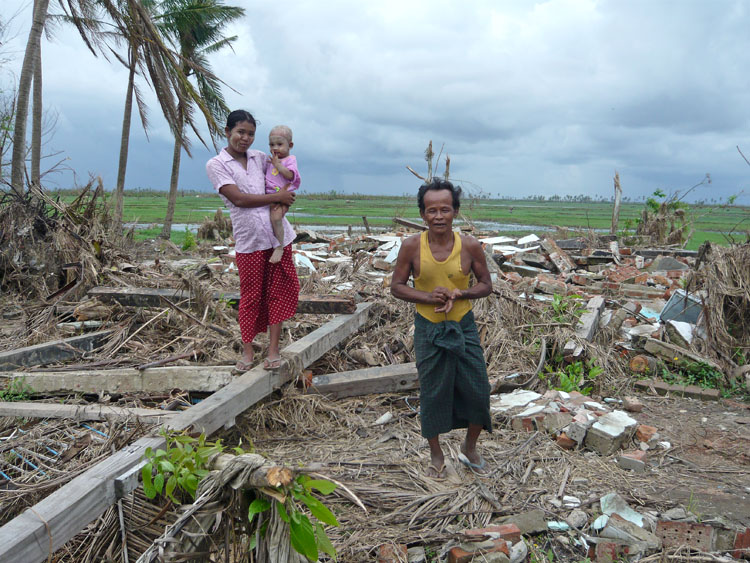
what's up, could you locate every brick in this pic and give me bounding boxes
[623,396,643,412]
[570,274,591,286]
[464,524,522,544]
[544,411,573,434]
[378,543,408,563]
[502,271,523,284]
[618,450,647,472]
[448,539,509,563]
[584,411,637,455]
[733,528,750,559]
[557,432,577,449]
[635,424,658,442]
[656,520,716,552]
[594,541,635,563]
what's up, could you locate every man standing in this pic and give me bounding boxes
[391,178,493,478]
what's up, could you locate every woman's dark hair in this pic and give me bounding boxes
[226,110,257,131]
[417,177,462,212]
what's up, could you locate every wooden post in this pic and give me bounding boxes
[611,171,622,235]
[362,216,371,234]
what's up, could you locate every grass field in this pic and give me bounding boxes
[56,190,749,251]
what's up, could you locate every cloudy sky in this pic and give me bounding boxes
[3,0,750,203]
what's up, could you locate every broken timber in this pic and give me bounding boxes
[0,366,234,394]
[0,402,174,423]
[392,217,426,231]
[87,286,356,314]
[308,362,419,399]
[0,302,374,563]
[0,330,113,371]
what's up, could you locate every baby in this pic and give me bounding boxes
[265,125,301,263]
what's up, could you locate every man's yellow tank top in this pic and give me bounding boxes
[414,230,472,323]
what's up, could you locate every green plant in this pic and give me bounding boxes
[142,431,339,561]
[248,474,339,561]
[181,226,196,250]
[0,377,33,402]
[142,430,225,502]
[550,294,585,323]
[542,358,603,395]
[685,491,703,522]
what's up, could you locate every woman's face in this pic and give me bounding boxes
[226,120,256,155]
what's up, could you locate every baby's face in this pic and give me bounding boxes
[269,135,292,159]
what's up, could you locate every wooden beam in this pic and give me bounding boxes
[0,402,175,422]
[0,366,234,394]
[87,287,356,315]
[392,217,426,231]
[0,330,114,372]
[307,363,419,399]
[170,302,376,436]
[0,302,374,563]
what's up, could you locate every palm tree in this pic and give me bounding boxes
[157,0,244,240]
[10,0,49,195]
[62,0,231,230]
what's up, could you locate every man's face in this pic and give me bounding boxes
[420,189,455,232]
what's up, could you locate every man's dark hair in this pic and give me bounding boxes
[417,177,462,212]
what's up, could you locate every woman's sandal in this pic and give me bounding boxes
[233,359,254,373]
[263,357,282,370]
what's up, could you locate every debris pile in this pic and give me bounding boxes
[1,196,749,562]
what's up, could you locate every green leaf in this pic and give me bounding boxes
[172,435,195,444]
[290,515,318,561]
[301,495,339,526]
[276,501,290,523]
[315,521,337,561]
[154,473,165,495]
[184,474,199,496]
[248,498,271,523]
[248,534,257,550]
[307,479,337,495]
[166,475,177,499]
[142,463,153,488]
[158,460,176,473]
[143,482,157,499]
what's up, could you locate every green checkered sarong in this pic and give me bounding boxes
[414,310,492,439]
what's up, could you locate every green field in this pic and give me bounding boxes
[57,190,749,251]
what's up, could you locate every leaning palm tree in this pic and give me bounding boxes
[10,0,49,195]
[61,0,231,230]
[157,0,244,240]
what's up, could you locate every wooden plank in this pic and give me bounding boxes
[0,366,234,394]
[170,302,375,435]
[0,402,175,422]
[87,286,356,315]
[0,302,374,563]
[0,330,114,372]
[392,217,426,231]
[307,363,419,399]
